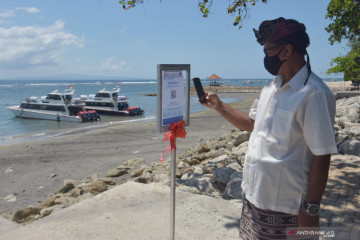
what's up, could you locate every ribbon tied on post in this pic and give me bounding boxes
[160,119,187,163]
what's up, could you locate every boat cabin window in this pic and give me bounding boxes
[20,103,66,112]
[117,102,129,110]
[112,93,118,99]
[95,93,110,98]
[46,94,61,100]
[62,95,72,101]
[85,102,114,107]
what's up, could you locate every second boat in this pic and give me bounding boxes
[82,87,144,116]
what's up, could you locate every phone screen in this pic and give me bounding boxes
[193,77,207,103]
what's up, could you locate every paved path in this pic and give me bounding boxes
[0,182,243,240]
[319,154,360,239]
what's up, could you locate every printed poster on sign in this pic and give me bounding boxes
[162,70,184,126]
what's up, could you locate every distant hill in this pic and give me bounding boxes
[0,74,149,81]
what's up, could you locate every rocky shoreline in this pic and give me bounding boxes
[4,96,360,226]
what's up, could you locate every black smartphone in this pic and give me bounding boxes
[193,77,207,104]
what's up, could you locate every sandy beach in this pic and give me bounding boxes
[0,92,259,216]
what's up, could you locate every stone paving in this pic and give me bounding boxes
[319,154,360,239]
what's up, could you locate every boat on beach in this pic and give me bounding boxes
[81,87,144,116]
[6,88,101,122]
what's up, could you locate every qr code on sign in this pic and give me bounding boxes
[171,90,176,99]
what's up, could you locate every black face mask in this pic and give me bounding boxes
[264,46,286,76]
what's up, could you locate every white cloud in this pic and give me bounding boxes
[0,20,83,69]
[15,7,41,14]
[0,9,14,18]
[99,57,130,71]
[81,57,130,73]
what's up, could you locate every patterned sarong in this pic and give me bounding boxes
[239,198,318,240]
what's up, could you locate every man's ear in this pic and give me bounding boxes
[283,44,294,59]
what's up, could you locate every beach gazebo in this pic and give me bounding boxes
[207,73,222,86]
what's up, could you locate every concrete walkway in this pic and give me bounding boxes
[0,182,243,240]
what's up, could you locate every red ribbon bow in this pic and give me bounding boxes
[160,119,187,163]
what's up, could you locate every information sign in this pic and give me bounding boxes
[157,64,190,133]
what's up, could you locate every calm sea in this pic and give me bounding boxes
[0,78,342,145]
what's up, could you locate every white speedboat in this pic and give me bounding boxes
[7,88,101,122]
[82,87,144,116]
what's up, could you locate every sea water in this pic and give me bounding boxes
[0,78,342,145]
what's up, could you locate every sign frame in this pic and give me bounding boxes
[157,64,190,133]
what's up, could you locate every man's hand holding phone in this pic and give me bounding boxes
[193,77,223,110]
[202,91,223,110]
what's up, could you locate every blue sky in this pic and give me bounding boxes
[0,0,348,80]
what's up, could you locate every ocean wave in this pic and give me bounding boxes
[120,81,156,85]
[25,83,73,87]
[0,84,14,88]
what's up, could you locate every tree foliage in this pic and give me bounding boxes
[326,0,360,84]
[327,40,360,87]
[119,0,268,28]
[325,0,360,45]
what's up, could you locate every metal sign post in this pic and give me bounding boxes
[157,64,190,240]
[170,139,176,240]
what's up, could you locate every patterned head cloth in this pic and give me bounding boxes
[253,17,306,45]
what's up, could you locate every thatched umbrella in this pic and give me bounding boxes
[207,73,222,86]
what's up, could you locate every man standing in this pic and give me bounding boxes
[203,17,337,239]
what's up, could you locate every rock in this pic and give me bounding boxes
[134,172,152,184]
[10,206,40,223]
[339,139,360,156]
[213,167,237,184]
[231,131,250,147]
[224,178,244,199]
[230,171,243,181]
[64,179,80,186]
[232,141,248,157]
[184,157,201,166]
[350,125,360,140]
[336,130,350,146]
[150,172,170,186]
[116,165,132,171]
[177,185,200,194]
[40,206,56,217]
[202,154,235,167]
[130,164,151,178]
[97,178,116,185]
[53,196,73,207]
[81,180,108,195]
[106,168,128,177]
[123,158,145,167]
[70,187,84,197]
[180,172,202,181]
[193,166,203,174]
[90,173,102,181]
[186,176,215,194]
[3,194,17,202]
[197,143,211,154]
[177,161,189,169]
[39,195,58,208]
[56,182,75,194]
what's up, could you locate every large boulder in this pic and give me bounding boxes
[224,178,244,199]
[213,167,237,185]
[339,139,360,156]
